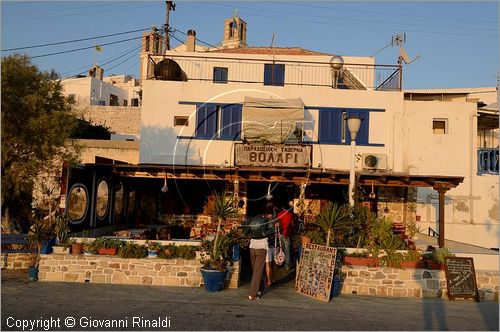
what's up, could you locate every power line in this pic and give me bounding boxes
[30,36,141,59]
[2,28,149,52]
[173,29,217,48]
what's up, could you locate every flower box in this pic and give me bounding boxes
[98,248,117,256]
[344,256,380,267]
[399,260,423,269]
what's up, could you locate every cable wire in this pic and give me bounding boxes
[30,36,141,59]
[2,28,149,52]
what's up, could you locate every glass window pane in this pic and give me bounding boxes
[114,182,124,221]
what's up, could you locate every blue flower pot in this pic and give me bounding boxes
[232,244,240,261]
[28,267,38,281]
[330,275,341,298]
[201,268,226,292]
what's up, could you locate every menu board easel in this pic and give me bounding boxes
[444,257,480,302]
[295,243,337,302]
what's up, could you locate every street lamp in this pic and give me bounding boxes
[347,115,362,206]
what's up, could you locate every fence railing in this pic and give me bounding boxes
[477,148,499,174]
[152,54,402,91]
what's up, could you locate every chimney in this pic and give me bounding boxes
[187,30,196,52]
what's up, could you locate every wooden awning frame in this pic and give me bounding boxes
[108,163,463,190]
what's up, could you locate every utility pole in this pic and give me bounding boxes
[164,1,175,52]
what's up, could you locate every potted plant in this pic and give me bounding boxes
[310,202,350,247]
[118,242,148,259]
[52,214,70,254]
[97,238,122,255]
[200,190,236,292]
[146,241,163,258]
[379,233,405,268]
[343,249,380,267]
[423,247,455,270]
[27,218,54,281]
[400,250,423,269]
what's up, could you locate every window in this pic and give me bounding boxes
[433,118,448,134]
[131,98,139,107]
[98,100,106,106]
[213,67,228,83]
[174,116,189,126]
[318,108,370,145]
[195,104,242,140]
[110,94,119,106]
[123,100,128,106]
[68,94,76,103]
[67,184,88,224]
[264,64,285,86]
[96,180,109,219]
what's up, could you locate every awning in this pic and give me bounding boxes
[242,97,304,143]
[479,102,498,112]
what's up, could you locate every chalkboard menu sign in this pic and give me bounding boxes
[444,257,480,301]
[295,243,337,302]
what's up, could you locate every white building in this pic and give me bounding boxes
[63,15,498,249]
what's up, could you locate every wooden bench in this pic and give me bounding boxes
[1,234,36,254]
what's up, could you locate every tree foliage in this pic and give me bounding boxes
[1,54,79,232]
[70,118,113,140]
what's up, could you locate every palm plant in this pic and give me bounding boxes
[28,218,54,268]
[202,190,237,271]
[311,202,351,247]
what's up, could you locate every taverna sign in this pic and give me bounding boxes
[234,143,312,168]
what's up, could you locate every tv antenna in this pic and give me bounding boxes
[371,33,420,65]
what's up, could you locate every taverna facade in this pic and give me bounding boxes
[61,15,498,250]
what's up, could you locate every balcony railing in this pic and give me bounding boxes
[151,54,402,91]
[478,148,499,174]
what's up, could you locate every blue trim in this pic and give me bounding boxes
[177,136,243,142]
[305,106,385,112]
[305,141,385,147]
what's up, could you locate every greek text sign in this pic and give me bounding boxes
[234,144,311,168]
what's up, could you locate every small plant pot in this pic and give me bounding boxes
[71,243,83,255]
[425,260,445,270]
[400,260,423,269]
[52,246,69,255]
[28,267,39,281]
[148,249,159,258]
[98,248,118,256]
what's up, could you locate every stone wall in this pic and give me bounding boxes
[1,253,32,269]
[83,106,141,137]
[38,254,240,289]
[340,265,499,301]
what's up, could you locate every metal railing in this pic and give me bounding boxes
[151,54,402,91]
[428,227,439,238]
[477,148,499,174]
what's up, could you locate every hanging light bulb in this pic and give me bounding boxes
[161,174,169,193]
[369,181,376,200]
[265,182,273,201]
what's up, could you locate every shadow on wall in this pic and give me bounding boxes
[139,125,201,165]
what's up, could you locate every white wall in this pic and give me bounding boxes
[404,100,499,248]
[139,79,403,171]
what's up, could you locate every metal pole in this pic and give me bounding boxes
[438,189,445,248]
[349,139,356,206]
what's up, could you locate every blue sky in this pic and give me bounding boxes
[1,1,498,89]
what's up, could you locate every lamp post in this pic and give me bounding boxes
[347,115,361,206]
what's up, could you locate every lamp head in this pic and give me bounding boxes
[347,115,362,141]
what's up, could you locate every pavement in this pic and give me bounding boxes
[1,269,499,331]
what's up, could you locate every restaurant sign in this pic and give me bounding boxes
[234,143,312,168]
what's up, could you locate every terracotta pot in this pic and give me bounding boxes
[344,256,380,267]
[71,243,83,255]
[98,248,117,255]
[300,235,312,245]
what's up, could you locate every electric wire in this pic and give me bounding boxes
[172,29,217,48]
[30,36,141,59]
[2,28,150,52]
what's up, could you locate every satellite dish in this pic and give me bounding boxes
[399,47,420,65]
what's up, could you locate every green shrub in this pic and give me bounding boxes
[118,242,147,259]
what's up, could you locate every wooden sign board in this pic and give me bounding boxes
[444,257,480,301]
[295,243,337,302]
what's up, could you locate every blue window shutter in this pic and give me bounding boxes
[196,105,217,138]
[319,109,342,143]
[345,110,369,144]
[275,64,285,86]
[264,64,272,85]
[221,105,242,140]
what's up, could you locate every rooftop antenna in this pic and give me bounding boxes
[371,33,420,65]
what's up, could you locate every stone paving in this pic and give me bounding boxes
[1,269,498,331]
